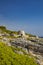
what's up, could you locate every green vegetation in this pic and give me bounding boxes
[0,26,6,30]
[0,26,18,34]
[26,33,36,37]
[0,42,38,65]
[11,46,28,55]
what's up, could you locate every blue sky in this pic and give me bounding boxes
[0,0,43,36]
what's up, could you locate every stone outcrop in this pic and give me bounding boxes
[10,38,43,55]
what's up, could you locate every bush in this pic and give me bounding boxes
[0,42,38,65]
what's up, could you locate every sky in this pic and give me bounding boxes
[0,0,43,36]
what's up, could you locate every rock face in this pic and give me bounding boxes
[10,38,43,55]
[18,30,25,37]
[10,38,43,65]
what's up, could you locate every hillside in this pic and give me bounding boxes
[0,26,43,65]
[0,26,35,37]
[0,42,38,65]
